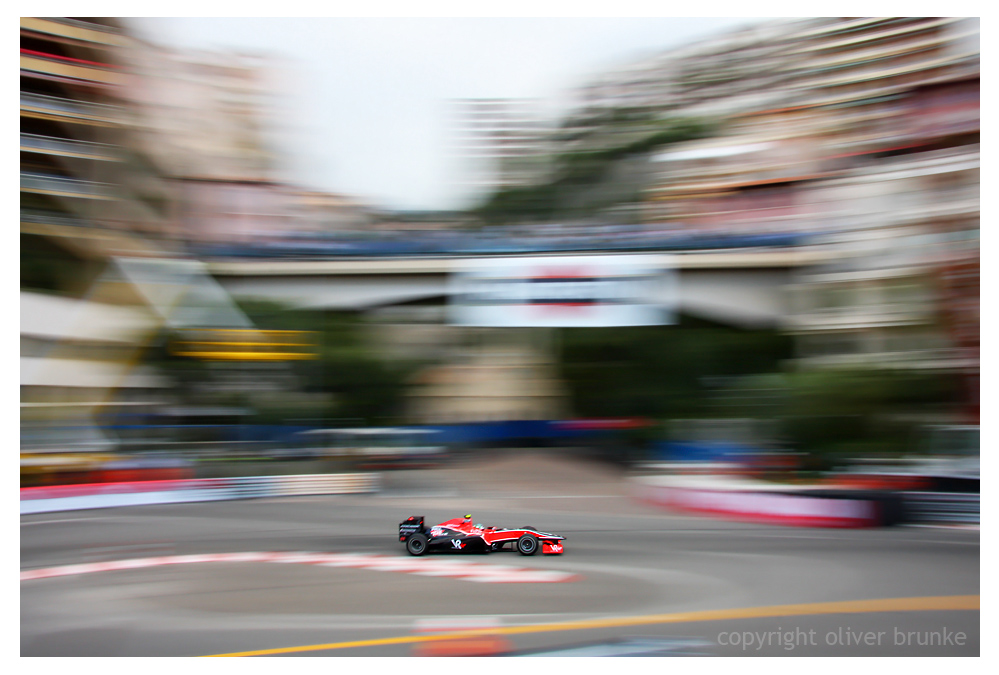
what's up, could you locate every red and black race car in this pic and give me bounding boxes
[399,515,565,556]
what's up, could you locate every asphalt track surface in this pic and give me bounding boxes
[21,454,980,657]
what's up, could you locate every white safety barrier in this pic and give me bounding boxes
[20,473,381,515]
[270,473,380,497]
[638,480,881,528]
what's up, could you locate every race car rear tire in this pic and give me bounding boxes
[517,534,538,556]
[406,532,428,556]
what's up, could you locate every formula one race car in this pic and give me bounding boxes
[399,515,565,556]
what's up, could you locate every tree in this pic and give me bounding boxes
[148,300,418,428]
[475,116,716,224]
[235,301,418,426]
[555,317,793,421]
[775,368,960,469]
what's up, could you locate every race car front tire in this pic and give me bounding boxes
[406,532,428,556]
[517,534,538,556]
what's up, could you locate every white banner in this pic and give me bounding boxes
[448,255,675,327]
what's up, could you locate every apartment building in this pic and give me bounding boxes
[20,17,177,272]
[481,17,978,418]
[126,43,275,182]
[779,19,978,413]
[651,18,977,421]
[450,98,554,202]
[19,19,269,452]
[20,18,175,428]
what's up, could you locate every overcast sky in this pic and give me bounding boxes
[129,17,770,211]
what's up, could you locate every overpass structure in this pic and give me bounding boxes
[206,249,832,329]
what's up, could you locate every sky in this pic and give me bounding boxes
[129,17,772,212]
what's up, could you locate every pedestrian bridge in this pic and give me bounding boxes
[206,249,830,329]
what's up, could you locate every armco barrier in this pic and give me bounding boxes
[905,492,980,525]
[20,479,217,500]
[20,473,380,515]
[270,473,380,497]
[641,484,883,528]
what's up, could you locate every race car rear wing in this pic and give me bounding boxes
[399,515,425,540]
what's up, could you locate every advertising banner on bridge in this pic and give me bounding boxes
[448,255,675,327]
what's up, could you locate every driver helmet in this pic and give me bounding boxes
[462,514,472,522]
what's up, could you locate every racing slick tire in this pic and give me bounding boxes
[520,526,537,531]
[517,534,538,556]
[406,532,428,556]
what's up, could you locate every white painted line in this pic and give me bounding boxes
[20,552,581,584]
[20,517,107,526]
[167,554,227,565]
[102,558,163,570]
[266,552,324,564]
[907,524,980,531]
[467,571,579,584]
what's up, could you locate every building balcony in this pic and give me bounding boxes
[787,307,935,332]
[790,18,959,56]
[20,48,125,86]
[21,209,95,230]
[20,133,120,161]
[806,70,973,109]
[791,29,970,75]
[20,172,116,200]
[20,17,127,48]
[793,49,978,93]
[791,18,904,42]
[858,146,979,173]
[657,167,827,195]
[889,196,979,226]
[20,92,120,126]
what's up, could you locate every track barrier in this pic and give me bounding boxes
[637,476,975,528]
[20,473,380,514]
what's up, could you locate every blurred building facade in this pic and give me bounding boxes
[20,18,185,450]
[20,20,302,456]
[127,42,377,244]
[450,98,554,204]
[20,18,177,270]
[458,17,978,422]
[780,18,979,423]
[578,20,799,118]
[126,42,282,245]
[21,17,979,446]
[292,190,376,234]
[407,332,568,424]
[125,45,275,182]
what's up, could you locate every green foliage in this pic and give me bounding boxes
[20,233,96,294]
[475,116,716,224]
[775,368,959,466]
[556,317,793,421]
[148,299,418,427]
[556,319,960,469]
[235,300,417,426]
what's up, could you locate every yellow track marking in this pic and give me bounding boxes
[203,594,979,657]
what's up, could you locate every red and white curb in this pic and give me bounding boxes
[20,552,580,584]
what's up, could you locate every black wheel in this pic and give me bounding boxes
[406,532,428,556]
[517,534,538,556]
[520,525,537,531]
